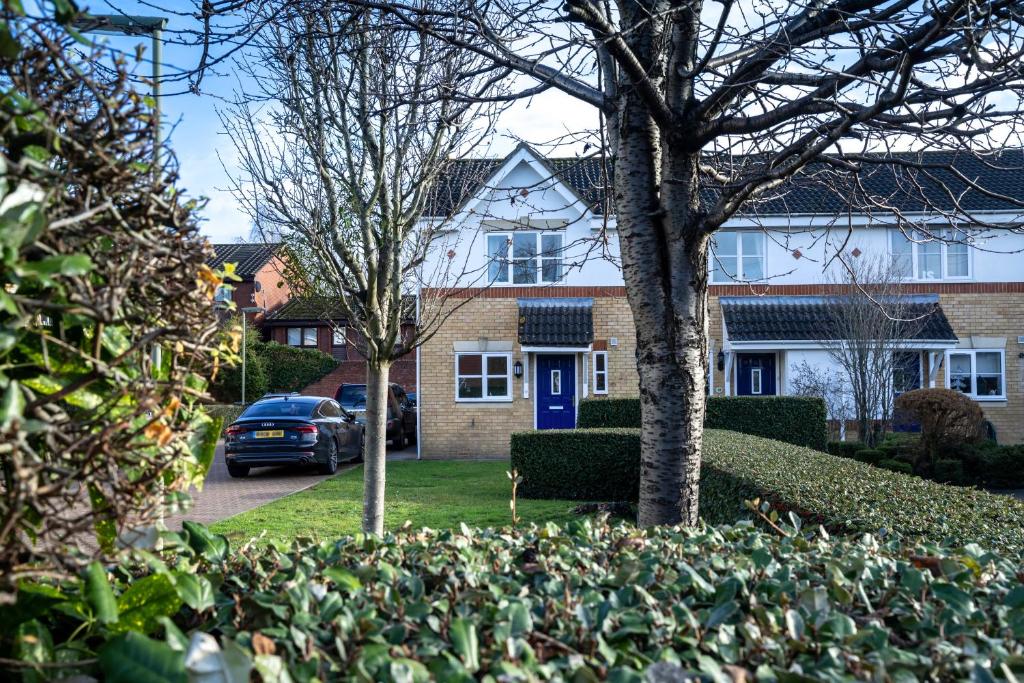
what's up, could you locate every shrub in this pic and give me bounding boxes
[977,444,1024,488]
[895,388,984,467]
[578,396,828,450]
[515,429,1024,552]
[878,459,913,474]
[205,403,246,427]
[699,430,1024,552]
[827,441,863,459]
[257,340,339,393]
[510,429,640,500]
[576,398,642,428]
[0,12,223,595]
[934,458,965,485]
[7,520,1024,680]
[854,448,885,465]
[209,321,269,403]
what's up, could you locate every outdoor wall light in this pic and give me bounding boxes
[513,360,524,378]
[716,350,725,372]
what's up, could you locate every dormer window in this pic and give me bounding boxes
[487,232,563,284]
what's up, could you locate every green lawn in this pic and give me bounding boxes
[210,460,579,544]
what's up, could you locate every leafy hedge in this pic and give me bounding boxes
[511,429,640,500]
[257,341,339,394]
[578,396,828,450]
[210,339,338,403]
[699,430,1024,552]
[514,428,1024,552]
[7,520,1024,681]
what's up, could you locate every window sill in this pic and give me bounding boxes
[455,398,514,404]
[968,396,1007,403]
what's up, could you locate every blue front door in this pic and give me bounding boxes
[536,354,576,429]
[736,353,776,396]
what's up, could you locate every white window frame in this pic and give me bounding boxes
[945,349,1005,401]
[486,231,564,285]
[889,229,973,281]
[710,230,766,284]
[592,351,609,395]
[332,327,347,346]
[750,367,763,395]
[455,352,513,402]
[214,285,233,303]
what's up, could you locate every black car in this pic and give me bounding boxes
[223,396,364,478]
[335,382,417,449]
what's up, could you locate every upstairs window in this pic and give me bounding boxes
[487,232,563,284]
[287,327,318,348]
[711,231,765,283]
[890,230,970,280]
[214,285,233,303]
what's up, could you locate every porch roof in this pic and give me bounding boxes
[721,295,958,343]
[517,297,594,346]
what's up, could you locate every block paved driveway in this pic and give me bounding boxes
[165,443,352,529]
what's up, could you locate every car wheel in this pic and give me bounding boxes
[227,461,249,478]
[319,440,338,475]
[393,429,407,451]
[355,433,365,463]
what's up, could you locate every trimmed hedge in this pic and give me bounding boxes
[826,440,862,459]
[854,448,885,465]
[514,428,1024,552]
[510,429,640,501]
[257,341,339,394]
[578,396,828,450]
[879,459,912,474]
[10,520,1024,680]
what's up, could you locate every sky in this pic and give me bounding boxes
[85,1,598,243]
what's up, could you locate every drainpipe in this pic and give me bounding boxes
[415,284,421,460]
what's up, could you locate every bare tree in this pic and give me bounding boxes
[824,256,928,446]
[788,360,852,441]
[222,5,508,534]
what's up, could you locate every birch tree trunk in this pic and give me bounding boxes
[362,361,391,535]
[613,61,710,526]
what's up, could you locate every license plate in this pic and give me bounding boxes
[254,430,284,438]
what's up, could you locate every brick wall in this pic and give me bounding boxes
[301,359,416,398]
[419,295,639,458]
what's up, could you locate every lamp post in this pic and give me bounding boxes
[73,14,168,175]
[240,306,265,404]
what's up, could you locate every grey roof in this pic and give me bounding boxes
[427,147,1024,218]
[517,298,594,346]
[207,243,280,280]
[264,296,416,324]
[721,295,957,342]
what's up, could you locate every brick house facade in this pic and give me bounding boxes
[207,243,291,325]
[415,146,1024,457]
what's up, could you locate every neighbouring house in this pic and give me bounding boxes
[207,242,291,323]
[261,297,417,397]
[416,144,1024,457]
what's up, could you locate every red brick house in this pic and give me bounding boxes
[207,243,291,324]
[261,297,417,396]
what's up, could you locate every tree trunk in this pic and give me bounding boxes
[362,360,391,535]
[613,83,709,526]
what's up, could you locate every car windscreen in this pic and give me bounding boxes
[337,385,368,410]
[240,400,317,418]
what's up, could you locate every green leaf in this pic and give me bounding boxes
[99,632,187,683]
[182,521,229,563]
[84,561,118,625]
[449,618,479,673]
[187,414,221,488]
[324,567,362,593]
[0,21,21,59]
[112,574,182,635]
[14,619,53,683]
[172,573,215,612]
[20,253,93,279]
[88,484,116,553]
[253,654,294,683]
[0,379,24,430]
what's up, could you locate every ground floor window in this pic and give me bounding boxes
[948,349,1004,399]
[287,326,318,347]
[592,351,608,394]
[456,352,512,401]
